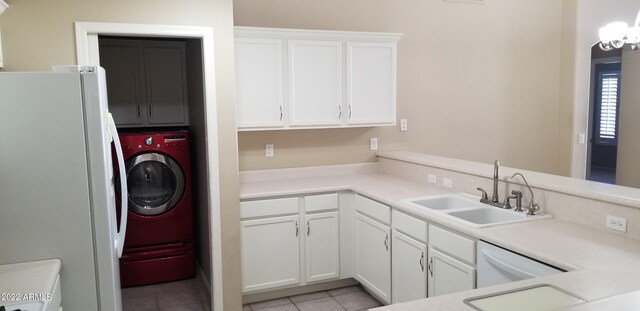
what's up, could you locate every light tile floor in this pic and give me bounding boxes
[122,280,379,311]
[244,285,382,311]
[121,276,211,311]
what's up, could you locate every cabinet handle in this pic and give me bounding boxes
[295,221,299,237]
[428,257,434,277]
[349,105,352,119]
[148,105,152,119]
[420,252,425,272]
[307,220,310,236]
[338,105,342,119]
[280,106,283,121]
[137,105,141,119]
[384,234,389,251]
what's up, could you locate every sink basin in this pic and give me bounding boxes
[406,194,483,210]
[448,207,528,225]
[403,194,552,228]
[464,284,585,311]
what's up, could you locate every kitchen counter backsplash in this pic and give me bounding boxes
[239,162,379,183]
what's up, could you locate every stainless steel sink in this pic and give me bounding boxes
[404,194,551,228]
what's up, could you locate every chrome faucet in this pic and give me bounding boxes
[491,160,500,203]
[477,160,509,208]
[509,173,541,215]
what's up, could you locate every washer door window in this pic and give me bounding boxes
[125,153,185,216]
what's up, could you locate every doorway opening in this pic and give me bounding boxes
[586,46,622,185]
[75,22,223,311]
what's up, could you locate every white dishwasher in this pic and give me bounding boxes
[477,241,564,288]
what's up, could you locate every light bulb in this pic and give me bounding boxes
[600,22,628,42]
[599,41,614,51]
[627,26,640,45]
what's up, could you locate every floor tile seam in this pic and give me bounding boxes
[250,298,294,310]
[291,295,338,305]
[293,297,346,311]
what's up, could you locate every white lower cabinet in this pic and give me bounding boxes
[391,230,428,303]
[240,192,480,304]
[305,211,340,282]
[428,247,476,297]
[241,215,301,292]
[427,224,477,297]
[240,193,340,293]
[355,212,391,304]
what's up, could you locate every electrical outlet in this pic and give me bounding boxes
[443,178,453,188]
[370,138,378,150]
[427,174,437,184]
[400,119,408,132]
[607,215,627,232]
[265,144,274,157]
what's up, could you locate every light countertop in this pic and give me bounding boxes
[239,168,640,310]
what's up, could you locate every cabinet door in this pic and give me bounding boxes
[241,215,301,292]
[305,211,340,283]
[392,230,428,304]
[288,40,343,127]
[355,212,391,304]
[428,247,476,297]
[144,42,189,125]
[235,38,285,129]
[99,43,144,126]
[346,42,396,125]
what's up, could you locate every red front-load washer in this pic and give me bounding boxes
[115,130,195,287]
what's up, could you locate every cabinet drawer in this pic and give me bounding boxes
[392,210,427,243]
[305,193,338,213]
[355,195,390,225]
[429,225,475,265]
[240,197,299,219]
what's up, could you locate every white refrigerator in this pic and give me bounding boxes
[0,66,128,310]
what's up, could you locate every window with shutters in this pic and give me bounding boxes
[594,63,622,145]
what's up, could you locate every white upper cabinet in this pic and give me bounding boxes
[235,27,402,131]
[289,40,343,127]
[234,37,285,129]
[346,42,396,125]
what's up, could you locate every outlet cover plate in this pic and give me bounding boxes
[607,215,627,232]
[265,144,274,157]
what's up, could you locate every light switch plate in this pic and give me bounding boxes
[428,174,437,184]
[370,138,378,150]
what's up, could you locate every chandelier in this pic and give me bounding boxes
[599,9,640,51]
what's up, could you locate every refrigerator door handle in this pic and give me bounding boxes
[108,113,128,258]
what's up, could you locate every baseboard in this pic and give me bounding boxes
[196,262,213,306]
[242,278,360,304]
